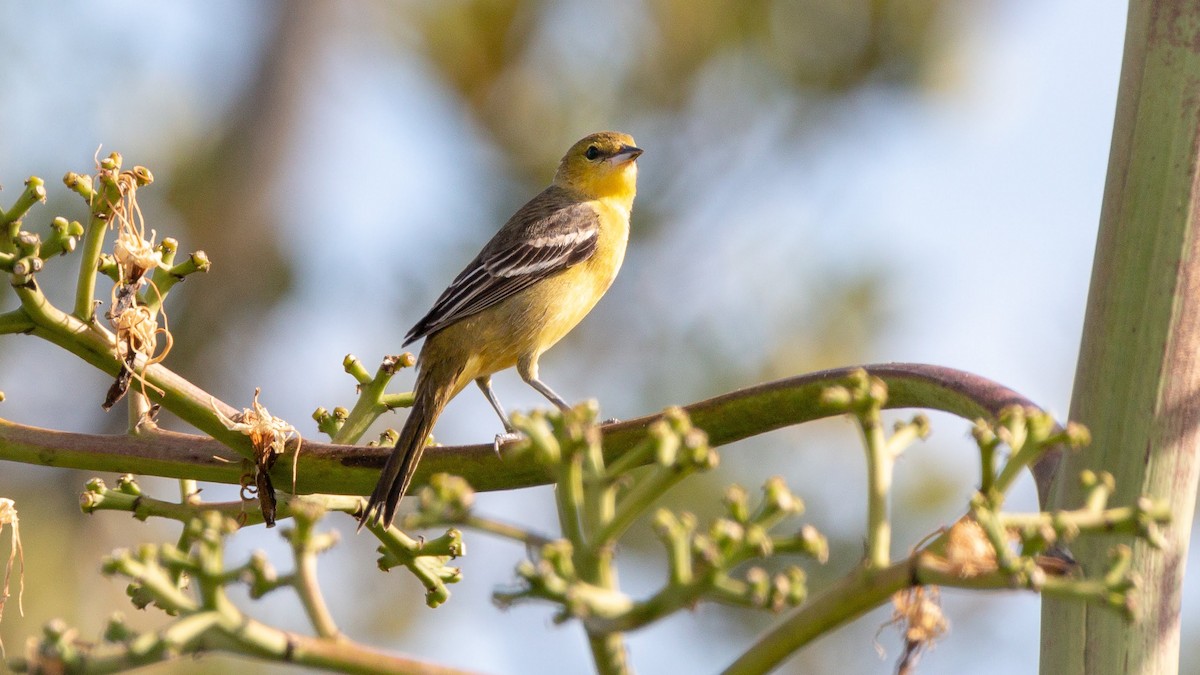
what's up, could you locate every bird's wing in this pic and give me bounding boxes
[403,187,600,345]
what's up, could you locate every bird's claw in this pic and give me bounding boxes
[601,417,621,425]
[493,431,523,457]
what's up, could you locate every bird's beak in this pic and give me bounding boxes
[609,144,643,165]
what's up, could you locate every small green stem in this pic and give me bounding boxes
[556,449,588,563]
[291,529,341,640]
[73,175,120,322]
[0,179,47,252]
[593,467,685,549]
[1000,503,1169,534]
[179,479,198,501]
[128,392,154,430]
[461,514,555,548]
[603,433,658,478]
[857,407,892,570]
[582,430,618,581]
[333,355,413,445]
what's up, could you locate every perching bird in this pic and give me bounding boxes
[360,131,642,529]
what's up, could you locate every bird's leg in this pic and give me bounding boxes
[517,355,571,411]
[476,376,521,457]
[476,375,515,432]
[520,358,617,423]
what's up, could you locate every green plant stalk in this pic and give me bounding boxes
[128,391,154,430]
[1042,3,1200,674]
[593,466,687,548]
[332,380,392,446]
[579,429,629,675]
[179,479,198,501]
[581,432,611,543]
[365,522,459,607]
[0,363,1060,497]
[110,556,200,614]
[10,275,254,453]
[13,611,478,675]
[993,439,1046,500]
[380,392,416,410]
[291,530,341,640]
[556,449,589,572]
[0,308,32,334]
[81,479,362,525]
[72,174,120,321]
[1001,501,1170,538]
[586,633,629,675]
[577,571,734,634]
[0,179,47,249]
[461,514,555,548]
[857,406,892,570]
[724,542,1134,675]
[722,559,911,675]
[602,432,658,478]
[333,356,413,445]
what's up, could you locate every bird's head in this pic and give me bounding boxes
[554,131,642,203]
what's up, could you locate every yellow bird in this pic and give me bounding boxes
[361,131,642,528]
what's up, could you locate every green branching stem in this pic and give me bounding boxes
[593,465,685,548]
[9,509,477,674]
[582,430,618,588]
[0,364,1062,498]
[14,609,476,675]
[587,633,629,675]
[287,506,342,640]
[857,404,892,570]
[460,514,556,548]
[556,446,589,571]
[72,168,119,322]
[0,309,32,334]
[366,521,463,608]
[80,478,362,526]
[0,178,48,251]
[332,354,416,445]
[722,547,1115,675]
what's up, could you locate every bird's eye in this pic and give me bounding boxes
[584,145,600,160]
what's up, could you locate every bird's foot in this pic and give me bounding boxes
[601,417,621,425]
[493,431,523,457]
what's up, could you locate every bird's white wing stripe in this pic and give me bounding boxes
[404,198,602,344]
[485,227,598,277]
[427,266,490,322]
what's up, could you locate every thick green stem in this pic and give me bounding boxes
[1042,3,1200,674]
[0,363,1056,497]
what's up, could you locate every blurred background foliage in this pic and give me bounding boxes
[0,1,1171,674]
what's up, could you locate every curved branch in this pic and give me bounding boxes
[0,363,1060,502]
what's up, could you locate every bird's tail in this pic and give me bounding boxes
[360,361,460,530]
